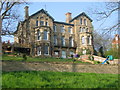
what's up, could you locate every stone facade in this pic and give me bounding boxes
[14,6,94,58]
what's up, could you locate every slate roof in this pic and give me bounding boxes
[29,9,54,20]
[54,21,74,26]
[70,12,92,22]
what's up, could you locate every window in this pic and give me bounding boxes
[37,30,41,40]
[68,27,73,34]
[82,27,85,32]
[45,22,48,26]
[70,51,74,56]
[53,25,57,32]
[84,19,87,25]
[86,28,88,32]
[87,36,90,45]
[36,20,38,26]
[43,31,48,40]
[61,26,65,33]
[54,35,57,45]
[61,36,65,46]
[79,27,82,32]
[44,45,49,55]
[37,46,41,56]
[80,18,82,25]
[61,50,66,58]
[81,36,85,44]
[40,21,44,26]
[69,37,74,47]
[54,51,59,55]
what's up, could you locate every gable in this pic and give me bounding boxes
[29,9,54,20]
[70,12,92,22]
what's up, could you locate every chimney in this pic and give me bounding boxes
[66,12,72,23]
[24,6,29,20]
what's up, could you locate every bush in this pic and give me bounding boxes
[23,54,27,60]
[88,55,94,61]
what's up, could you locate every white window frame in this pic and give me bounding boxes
[61,26,65,33]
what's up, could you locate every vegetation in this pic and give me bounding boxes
[104,48,119,59]
[2,71,119,88]
[2,54,90,64]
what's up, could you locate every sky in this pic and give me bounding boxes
[2,2,118,42]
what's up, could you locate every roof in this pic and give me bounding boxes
[29,9,54,20]
[70,12,92,22]
[54,21,74,26]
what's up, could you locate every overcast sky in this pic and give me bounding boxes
[2,2,118,42]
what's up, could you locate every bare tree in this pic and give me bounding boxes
[0,0,27,58]
[0,0,27,35]
[92,2,120,35]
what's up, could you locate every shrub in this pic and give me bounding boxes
[88,55,94,61]
[23,54,27,60]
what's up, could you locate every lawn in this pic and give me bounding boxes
[2,54,91,64]
[2,71,119,88]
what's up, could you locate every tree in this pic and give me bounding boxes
[92,2,120,34]
[0,0,27,35]
[0,0,27,58]
[93,31,112,52]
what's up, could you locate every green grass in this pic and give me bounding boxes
[2,54,90,64]
[2,71,119,88]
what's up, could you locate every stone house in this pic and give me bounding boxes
[14,6,94,58]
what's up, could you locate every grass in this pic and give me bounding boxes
[1,54,90,64]
[2,71,119,88]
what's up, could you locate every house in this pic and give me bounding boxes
[14,6,94,58]
[112,34,120,49]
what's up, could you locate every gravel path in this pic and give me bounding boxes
[1,61,119,74]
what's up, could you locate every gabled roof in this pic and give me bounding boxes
[70,12,92,22]
[54,21,74,26]
[29,9,54,20]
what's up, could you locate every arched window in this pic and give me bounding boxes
[83,27,85,32]
[81,36,85,44]
[79,27,82,32]
[86,28,88,32]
